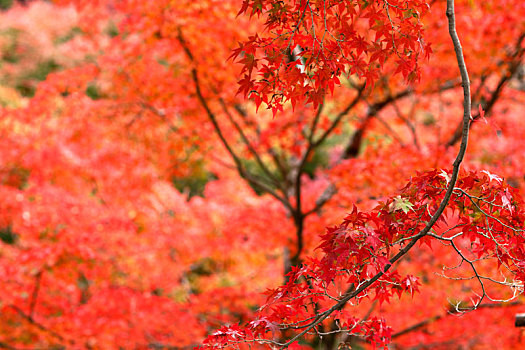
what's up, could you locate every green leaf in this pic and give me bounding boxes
[393,196,414,214]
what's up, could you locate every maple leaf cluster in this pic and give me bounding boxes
[233,0,432,114]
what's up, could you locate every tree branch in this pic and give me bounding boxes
[279,1,473,346]
[393,301,521,339]
[10,305,67,345]
[313,85,365,148]
[29,270,42,319]
[176,29,294,212]
[340,87,413,159]
[217,97,286,192]
[446,32,524,147]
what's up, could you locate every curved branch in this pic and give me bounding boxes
[280,0,472,346]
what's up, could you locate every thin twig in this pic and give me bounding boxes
[392,301,521,339]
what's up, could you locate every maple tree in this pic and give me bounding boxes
[0,0,524,349]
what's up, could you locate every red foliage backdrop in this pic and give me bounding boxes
[0,0,524,349]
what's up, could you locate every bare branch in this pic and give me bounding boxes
[217,97,285,191]
[341,88,412,159]
[176,29,294,212]
[313,85,366,148]
[10,305,67,345]
[304,183,337,217]
[393,301,521,339]
[29,271,42,319]
[446,32,524,146]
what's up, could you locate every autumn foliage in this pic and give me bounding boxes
[0,0,524,349]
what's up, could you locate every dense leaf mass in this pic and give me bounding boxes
[234,0,432,113]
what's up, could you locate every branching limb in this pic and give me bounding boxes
[392,301,521,339]
[10,305,67,345]
[446,32,524,147]
[303,183,337,217]
[313,84,366,148]
[176,29,294,212]
[340,88,413,159]
[278,1,473,346]
[217,97,286,192]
